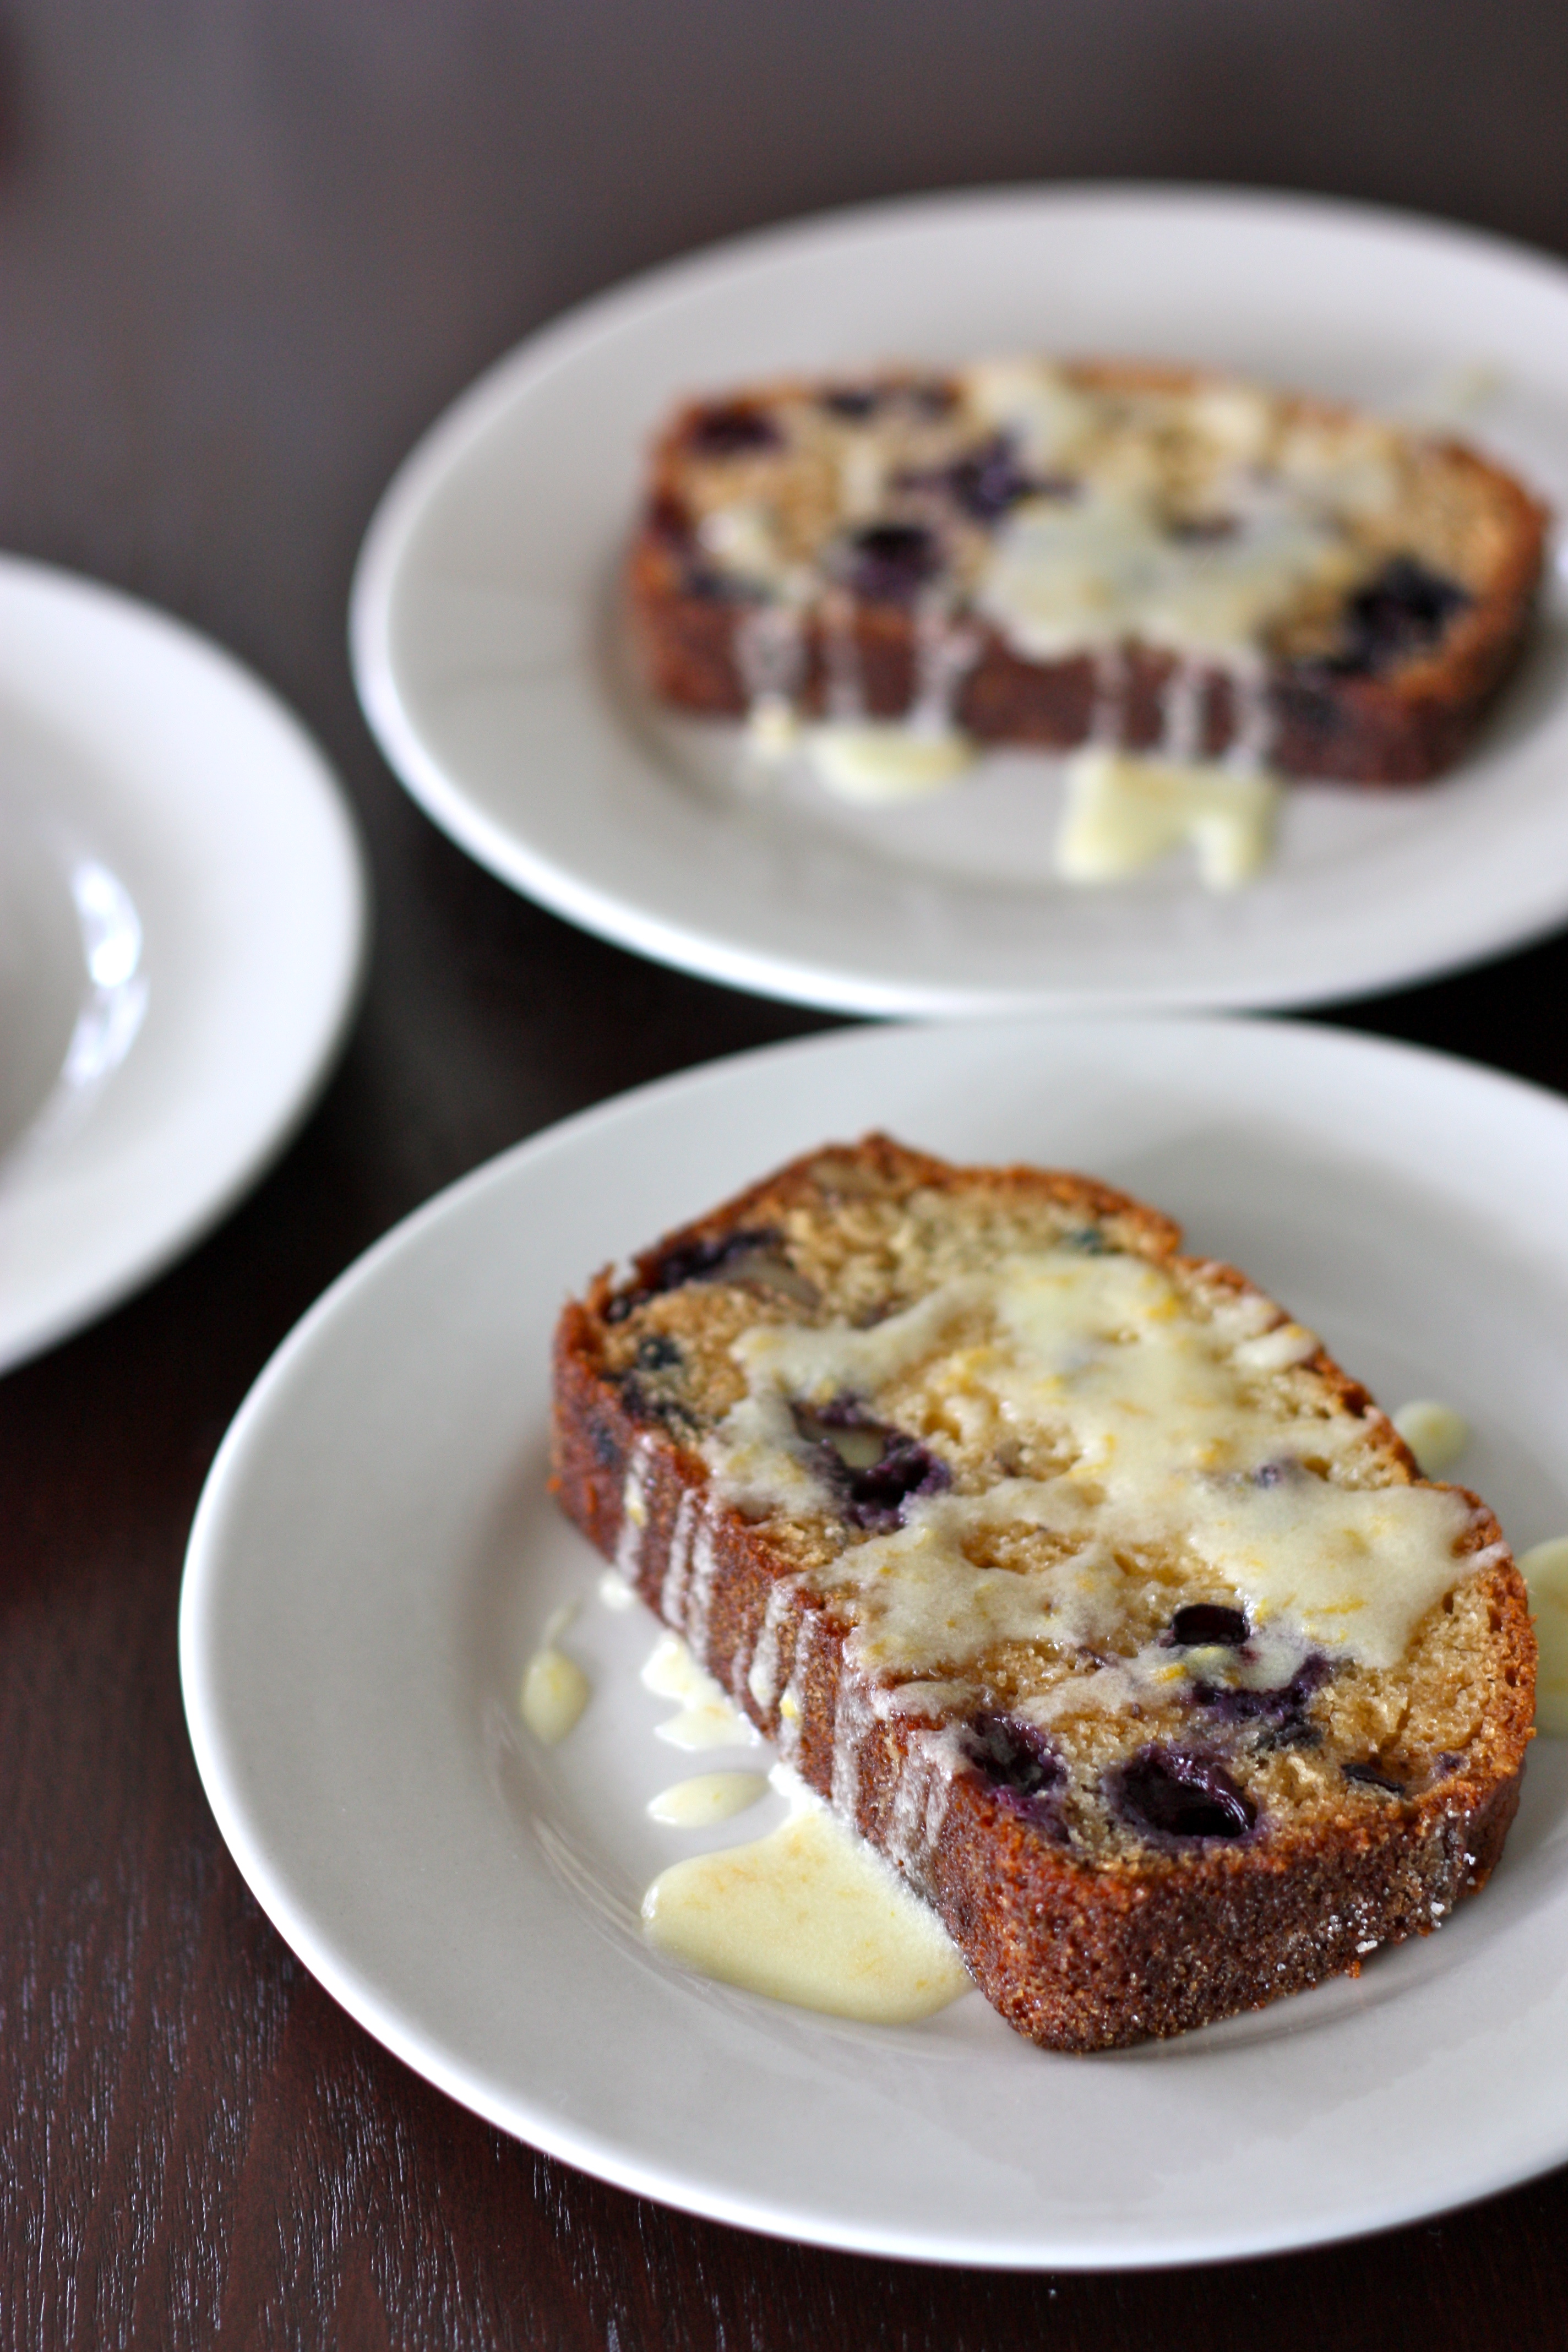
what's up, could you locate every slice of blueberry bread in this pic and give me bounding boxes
[629,360,1548,783]
[551,1136,1533,2051]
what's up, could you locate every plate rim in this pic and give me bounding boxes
[0,552,370,1373]
[351,178,1568,1019]
[181,1010,1568,2268]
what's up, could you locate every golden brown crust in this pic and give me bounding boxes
[551,1136,1534,2049]
[630,362,1550,786]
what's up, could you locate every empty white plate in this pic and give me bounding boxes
[0,557,367,1373]
[182,1015,1568,2267]
[352,184,1568,1016]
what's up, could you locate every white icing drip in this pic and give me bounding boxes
[1391,1398,1470,1478]
[683,1517,719,1666]
[910,595,981,733]
[886,1745,932,1872]
[736,601,805,711]
[805,723,973,801]
[1226,655,1275,771]
[882,1725,960,1883]
[642,1630,759,1751]
[647,1771,769,1827]
[821,589,865,722]
[640,1768,971,2022]
[883,1678,978,1718]
[698,503,788,585]
[658,1487,697,1628]
[1090,644,1128,747]
[775,1608,819,1761]
[1160,659,1206,763]
[747,1578,798,1713]
[613,1436,654,1580]
[923,1744,954,1855]
[1235,1320,1319,1374]
[830,1669,875,1824]
[519,1646,590,1744]
[1055,749,1279,891]
[838,439,886,520]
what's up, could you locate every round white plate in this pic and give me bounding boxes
[352,184,1568,1017]
[0,557,367,1374]
[182,1015,1568,2268]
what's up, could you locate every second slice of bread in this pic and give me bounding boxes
[630,361,1548,783]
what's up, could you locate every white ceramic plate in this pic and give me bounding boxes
[352,184,1568,1017]
[182,1015,1568,2268]
[0,557,367,1374]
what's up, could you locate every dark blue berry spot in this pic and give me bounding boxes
[820,385,883,421]
[843,522,941,602]
[607,1228,786,1318]
[647,1227,782,1294]
[964,1710,1066,1833]
[898,437,1076,525]
[844,1435,950,1531]
[1110,1747,1257,1842]
[944,435,1040,522]
[686,402,782,458]
[1193,1654,1330,1749]
[635,1334,683,1372]
[1170,1604,1249,1648]
[1329,556,1469,675]
[910,380,957,417]
[1343,1760,1405,1794]
[793,1397,950,1531]
[589,1416,623,1471]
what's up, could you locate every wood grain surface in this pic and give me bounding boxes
[4,4,1568,2344]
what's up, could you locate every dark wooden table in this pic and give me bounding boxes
[6,4,1568,2343]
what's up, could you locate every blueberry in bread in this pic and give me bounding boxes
[552,1137,1533,2050]
[629,361,1548,784]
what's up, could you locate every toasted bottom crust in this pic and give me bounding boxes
[628,536,1542,785]
[550,1142,1533,2050]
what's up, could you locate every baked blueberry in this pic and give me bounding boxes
[843,522,941,602]
[606,1227,788,1319]
[1330,555,1470,674]
[965,1710,1067,1833]
[1170,1603,1249,1647]
[1110,1747,1257,1842]
[945,435,1039,522]
[819,385,883,421]
[793,1397,950,1531]
[1194,1654,1330,1749]
[686,402,782,457]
